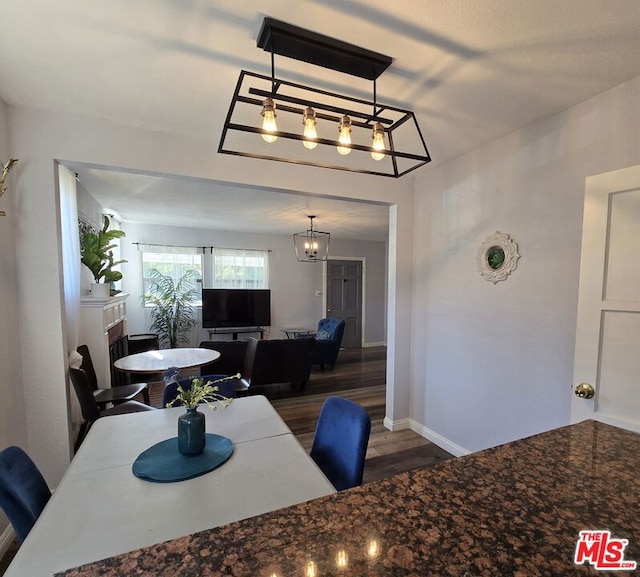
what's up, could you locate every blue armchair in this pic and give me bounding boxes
[312,317,346,370]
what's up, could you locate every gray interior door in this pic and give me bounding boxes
[326,260,362,348]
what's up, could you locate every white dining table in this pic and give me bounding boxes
[113,347,220,374]
[4,395,335,577]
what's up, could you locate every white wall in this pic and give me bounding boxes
[412,74,640,454]
[13,72,638,486]
[6,105,414,484]
[0,99,26,537]
[118,222,387,345]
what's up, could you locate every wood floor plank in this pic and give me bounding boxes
[146,346,455,485]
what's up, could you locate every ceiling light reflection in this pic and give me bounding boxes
[335,549,349,569]
[304,559,318,577]
[366,537,381,560]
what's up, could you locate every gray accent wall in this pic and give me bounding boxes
[119,222,387,346]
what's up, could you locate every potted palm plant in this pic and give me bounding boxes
[80,215,127,297]
[144,269,198,348]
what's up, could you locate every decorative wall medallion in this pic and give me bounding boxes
[477,231,520,284]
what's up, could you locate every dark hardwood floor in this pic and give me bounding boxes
[147,345,455,480]
[0,346,455,575]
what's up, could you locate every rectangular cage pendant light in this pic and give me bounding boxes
[218,18,431,178]
[293,216,330,262]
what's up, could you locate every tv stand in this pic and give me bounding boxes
[206,326,264,341]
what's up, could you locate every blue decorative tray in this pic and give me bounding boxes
[132,433,234,483]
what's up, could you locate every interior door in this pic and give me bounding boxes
[326,260,362,348]
[571,164,640,432]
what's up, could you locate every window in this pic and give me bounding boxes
[139,245,203,304]
[138,245,269,303]
[212,248,269,289]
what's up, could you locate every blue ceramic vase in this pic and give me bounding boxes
[178,408,206,456]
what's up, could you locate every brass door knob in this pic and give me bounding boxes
[574,383,595,399]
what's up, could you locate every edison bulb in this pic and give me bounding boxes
[303,107,318,150]
[261,98,277,143]
[371,122,385,161]
[337,115,352,155]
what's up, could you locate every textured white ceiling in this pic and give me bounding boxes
[74,167,391,241]
[2,1,640,238]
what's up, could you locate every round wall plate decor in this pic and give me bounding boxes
[477,231,520,284]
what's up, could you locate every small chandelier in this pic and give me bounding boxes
[293,216,330,262]
[218,18,431,178]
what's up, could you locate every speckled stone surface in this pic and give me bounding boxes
[56,420,639,576]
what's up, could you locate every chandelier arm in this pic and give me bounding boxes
[220,148,405,177]
[373,78,377,118]
[270,45,275,95]
[217,71,245,154]
[247,88,393,126]
[244,71,410,115]
[387,128,399,175]
[239,95,391,128]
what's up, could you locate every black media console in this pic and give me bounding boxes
[205,326,264,340]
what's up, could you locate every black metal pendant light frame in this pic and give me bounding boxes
[293,215,330,262]
[218,18,431,178]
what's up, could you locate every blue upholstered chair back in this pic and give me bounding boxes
[0,446,51,542]
[312,318,346,370]
[163,374,236,408]
[310,396,371,491]
[316,317,345,341]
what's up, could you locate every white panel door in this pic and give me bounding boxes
[571,164,640,432]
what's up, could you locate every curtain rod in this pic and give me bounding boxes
[131,242,272,253]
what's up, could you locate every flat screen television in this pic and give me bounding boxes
[202,289,271,328]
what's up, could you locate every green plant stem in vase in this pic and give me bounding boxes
[166,374,237,456]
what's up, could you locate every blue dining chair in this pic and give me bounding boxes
[0,446,51,542]
[163,374,237,408]
[310,396,371,491]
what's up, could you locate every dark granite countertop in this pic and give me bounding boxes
[56,420,639,576]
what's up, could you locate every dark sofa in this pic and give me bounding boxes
[199,337,315,391]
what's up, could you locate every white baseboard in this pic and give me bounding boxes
[383,416,470,456]
[0,525,16,559]
[383,416,411,431]
[363,341,386,348]
[409,419,470,457]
